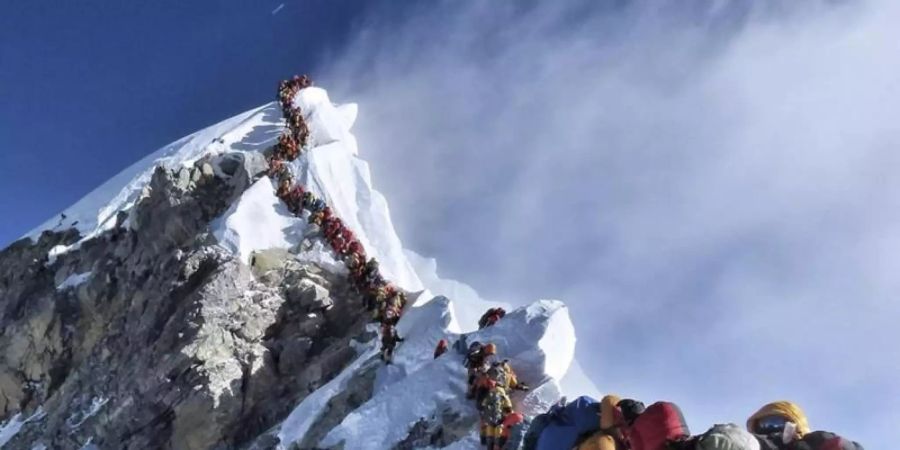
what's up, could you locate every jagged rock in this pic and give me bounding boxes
[285,279,332,311]
[0,152,373,449]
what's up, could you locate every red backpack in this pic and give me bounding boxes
[627,402,690,450]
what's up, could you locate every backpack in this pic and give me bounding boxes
[505,415,531,450]
[535,396,601,450]
[487,362,511,388]
[481,389,512,426]
[789,431,864,450]
[627,401,690,450]
[755,434,786,450]
[696,424,760,450]
[523,398,566,450]
[464,343,484,368]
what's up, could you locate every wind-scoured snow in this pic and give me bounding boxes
[276,338,380,446]
[405,250,510,332]
[21,83,601,448]
[66,397,108,430]
[0,408,45,448]
[24,106,272,243]
[55,271,92,291]
[212,176,305,263]
[315,299,576,450]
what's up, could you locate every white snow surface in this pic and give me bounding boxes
[55,271,92,291]
[0,408,45,448]
[212,176,305,264]
[313,299,575,450]
[24,105,270,243]
[22,85,602,448]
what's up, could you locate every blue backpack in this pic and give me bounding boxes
[528,396,600,450]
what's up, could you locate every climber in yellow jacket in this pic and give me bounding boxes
[578,395,627,450]
[746,400,811,444]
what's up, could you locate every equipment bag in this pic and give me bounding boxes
[628,401,690,450]
[481,389,512,425]
[535,396,601,450]
[696,424,760,450]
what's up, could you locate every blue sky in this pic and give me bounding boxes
[0,0,368,245]
[2,1,897,447]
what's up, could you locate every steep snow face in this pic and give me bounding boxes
[290,88,422,291]
[291,299,576,450]
[24,105,271,242]
[212,176,304,263]
[20,83,598,447]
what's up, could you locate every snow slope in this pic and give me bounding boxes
[24,105,271,243]
[23,84,601,448]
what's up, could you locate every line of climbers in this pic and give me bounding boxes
[269,77,863,450]
[437,306,862,450]
[269,75,407,363]
[516,395,864,450]
[433,306,532,450]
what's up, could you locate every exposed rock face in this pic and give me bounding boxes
[0,153,372,450]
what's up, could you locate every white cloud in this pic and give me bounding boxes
[320,1,900,446]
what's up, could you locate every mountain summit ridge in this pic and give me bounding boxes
[0,83,596,449]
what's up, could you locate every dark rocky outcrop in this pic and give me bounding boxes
[0,153,373,450]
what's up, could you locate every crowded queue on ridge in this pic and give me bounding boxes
[271,76,864,450]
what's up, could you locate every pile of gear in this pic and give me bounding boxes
[269,75,408,364]
[519,396,863,450]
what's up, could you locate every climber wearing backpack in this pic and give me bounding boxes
[499,412,528,450]
[618,399,691,450]
[479,308,507,329]
[577,395,628,450]
[308,206,332,226]
[381,295,404,326]
[380,323,404,364]
[747,401,863,450]
[475,360,529,404]
[480,384,514,449]
[285,185,306,215]
[465,343,497,399]
[276,177,294,200]
[747,401,810,448]
[433,339,449,359]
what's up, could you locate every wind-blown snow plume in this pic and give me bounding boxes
[319,1,900,446]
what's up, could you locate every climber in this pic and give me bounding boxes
[323,217,343,239]
[434,339,449,359]
[746,400,810,447]
[345,250,365,280]
[747,401,865,450]
[381,291,406,326]
[329,230,347,255]
[380,323,404,364]
[361,258,384,289]
[473,360,529,405]
[478,307,507,329]
[480,384,513,450]
[308,206,332,226]
[465,343,497,399]
[576,395,629,450]
[286,185,306,215]
[275,131,298,160]
[499,412,528,450]
[338,228,355,254]
[618,399,690,450]
[276,177,293,200]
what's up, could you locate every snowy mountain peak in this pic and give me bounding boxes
[1,83,594,449]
